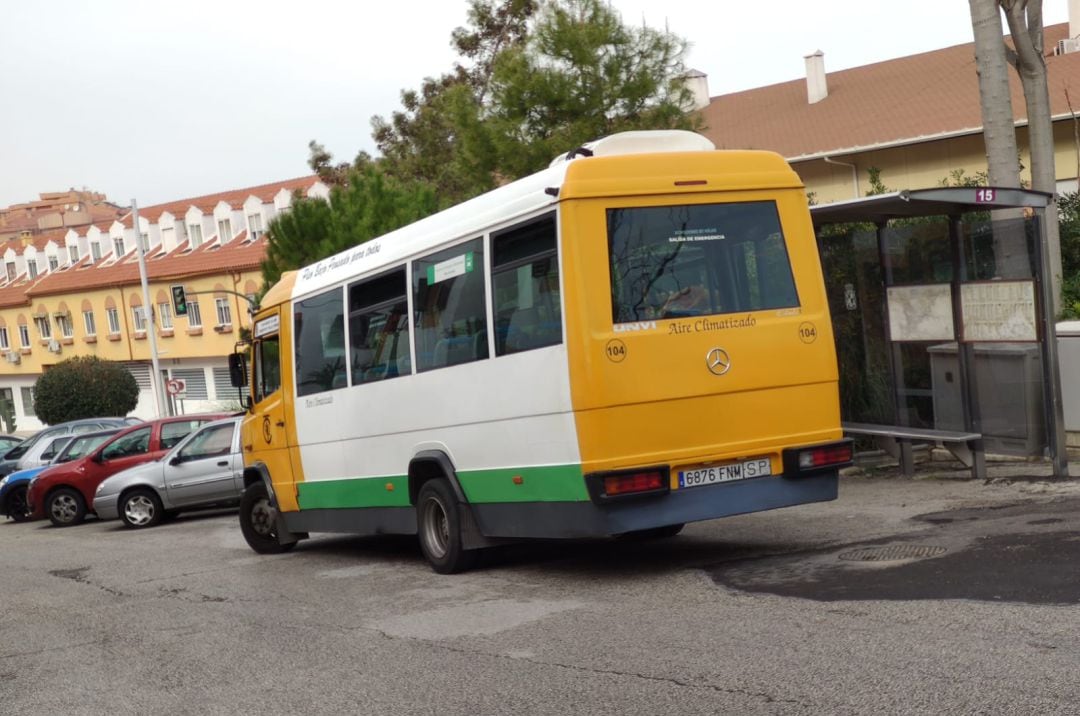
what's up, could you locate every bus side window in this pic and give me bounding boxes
[412,238,488,372]
[492,213,561,356]
[294,288,347,396]
[254,335,281,403]
[349,267,410,384]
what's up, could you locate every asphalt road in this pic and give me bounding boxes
[2,474,1079,715]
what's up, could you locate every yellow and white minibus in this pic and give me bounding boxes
[232,130,851,572]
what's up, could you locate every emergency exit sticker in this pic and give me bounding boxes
[428,252,474,284]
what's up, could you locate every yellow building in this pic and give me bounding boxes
[0,177,328,430]
[698,21,1080,203]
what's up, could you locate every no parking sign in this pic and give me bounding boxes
[165,378,187,398]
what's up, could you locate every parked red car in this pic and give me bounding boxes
[27,414,230,527]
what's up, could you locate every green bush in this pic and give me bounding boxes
[33,357,138,425]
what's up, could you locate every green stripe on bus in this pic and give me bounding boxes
[297,476,412,510]
[295,464,588,510]
[458,464,588,503]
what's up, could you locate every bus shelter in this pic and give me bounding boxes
[811,187,1068,478]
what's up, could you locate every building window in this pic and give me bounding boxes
[27,262,38,279]
[34,316,51,340]
[57,315,73,339]
[217,219,232,242]
[215,297,232,327]
[91,242,102,261]
[5,263,14,282]
[247,213,263,240]
[18,324,30,348]
[131,306,147,333]
[68,245,79,263]
[113,237,125,257]
[106,307,121,335]
[48,255,59,271]
[188,300,202,328]
[189,224,203,248]
[0,327,8,350]
[83,311,96,336]
[139,233,150,253]
[158,302,173,330]
[21,387,35,417]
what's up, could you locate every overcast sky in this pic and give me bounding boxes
[0,0,1072,209]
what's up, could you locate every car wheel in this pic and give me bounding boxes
[120,488,163,529]
[239,481,295,554]
[6,485,31,522]
[47,487,86,528]
[416,479,476,574]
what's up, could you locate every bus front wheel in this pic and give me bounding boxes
[239,481,296,555]
[417,479,476,574]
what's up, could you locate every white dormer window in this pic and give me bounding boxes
[247,213,263,240]
[139,233,150,253]
[189,224,203,248]
[113,237,125,257]
[217,219,232,242]
[48,256,58,271]
[91,242,102,261]
[68,245,79,263]
[27,262,38,279]
[5,263,15,282]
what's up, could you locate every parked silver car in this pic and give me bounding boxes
[93,417,243,528]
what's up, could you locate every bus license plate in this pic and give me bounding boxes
[678,458,771,488]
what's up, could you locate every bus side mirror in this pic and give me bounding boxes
[228,353,247,388]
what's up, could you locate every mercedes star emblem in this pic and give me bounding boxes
[706,347,731,376]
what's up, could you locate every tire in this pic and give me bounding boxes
[618,523,685,540]
[120,488,164,529]
[416,479,476,574]
[239,481,295,554]
[6,484,31,522]
[47,487,86,528]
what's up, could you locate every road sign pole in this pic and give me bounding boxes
[133,199,166,418]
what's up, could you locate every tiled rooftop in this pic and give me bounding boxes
[700,23,1080,160]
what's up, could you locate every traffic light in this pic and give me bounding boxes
[171,285,188,316]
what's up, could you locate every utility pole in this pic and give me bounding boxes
[132,200,166,418]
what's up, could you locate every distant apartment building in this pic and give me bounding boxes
[0,176,329,430]
[0,189,125,243]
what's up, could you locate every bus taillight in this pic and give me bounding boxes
[783,441,854,476]
[586,467,670,502]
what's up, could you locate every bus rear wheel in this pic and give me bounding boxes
[417,479,476,574]
[239,481,296,554]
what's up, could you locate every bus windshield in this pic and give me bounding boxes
[607,201,799,322]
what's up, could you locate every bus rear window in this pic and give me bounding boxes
[607,201,799,323]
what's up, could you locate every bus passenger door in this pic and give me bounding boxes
[248,329,299,512]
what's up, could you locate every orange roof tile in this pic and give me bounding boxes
[25,235,268,298]
[126,175,320,225]
[700,23,1080,160]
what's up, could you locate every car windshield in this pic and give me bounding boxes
[59,433,116,462]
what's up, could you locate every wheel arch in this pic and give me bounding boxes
[408,450,468,506]
[243,462,277,506]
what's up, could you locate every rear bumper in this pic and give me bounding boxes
[471,471,838,539]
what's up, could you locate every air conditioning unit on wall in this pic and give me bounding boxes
[1056,38,1080,55]
[47,339,61,353]
[6,352,20,364]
